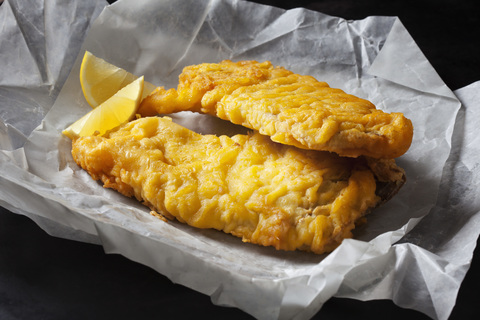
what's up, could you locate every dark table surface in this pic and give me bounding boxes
[1,0,479,319]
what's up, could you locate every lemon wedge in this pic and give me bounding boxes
[63,76,144,140]
[80,51,155,107]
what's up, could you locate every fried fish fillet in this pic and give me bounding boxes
[138,60,413,159]
[71,116,405,254]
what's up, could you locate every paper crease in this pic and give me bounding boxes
[1,1,479,319]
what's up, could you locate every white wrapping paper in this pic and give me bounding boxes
[1,0,479,319]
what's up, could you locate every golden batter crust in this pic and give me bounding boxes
[71,117,404,254]
[139,60,413,159]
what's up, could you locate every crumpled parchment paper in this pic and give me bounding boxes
[1,0,479,319]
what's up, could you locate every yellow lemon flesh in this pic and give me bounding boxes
[80,51,155,107]
[63,76,144,140]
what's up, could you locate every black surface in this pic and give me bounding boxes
[1,0,479,319]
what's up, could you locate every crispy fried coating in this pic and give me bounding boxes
[71,116,405,254]
[139,60,413,159]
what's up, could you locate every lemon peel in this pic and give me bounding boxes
[63,76,144,140]
[80,51,155,107]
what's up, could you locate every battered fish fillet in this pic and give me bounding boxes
[138,60,413,159]
[71,116,405,254]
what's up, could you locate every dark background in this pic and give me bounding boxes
[1,0,479,319]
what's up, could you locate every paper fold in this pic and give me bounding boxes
[369,19,457,100]
[1,1,479,319]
